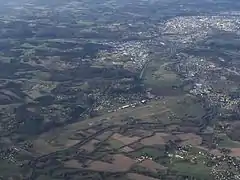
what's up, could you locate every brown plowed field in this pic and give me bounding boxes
[64,160,84,169]
[177,133,202,146]
[112,133,140,145]
[87,154,135,172]
[127,173,161,180]
[230,148,240,157]
[141,133,167,146]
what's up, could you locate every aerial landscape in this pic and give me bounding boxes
[0,0,240,179]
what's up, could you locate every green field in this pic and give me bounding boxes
[0,160,21,178]
[107,139,124,149]
[218,134,240,148]
[127,146,168,165]
[171,161,212,180]
[132,147,165,159]
[143,59,184,96]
